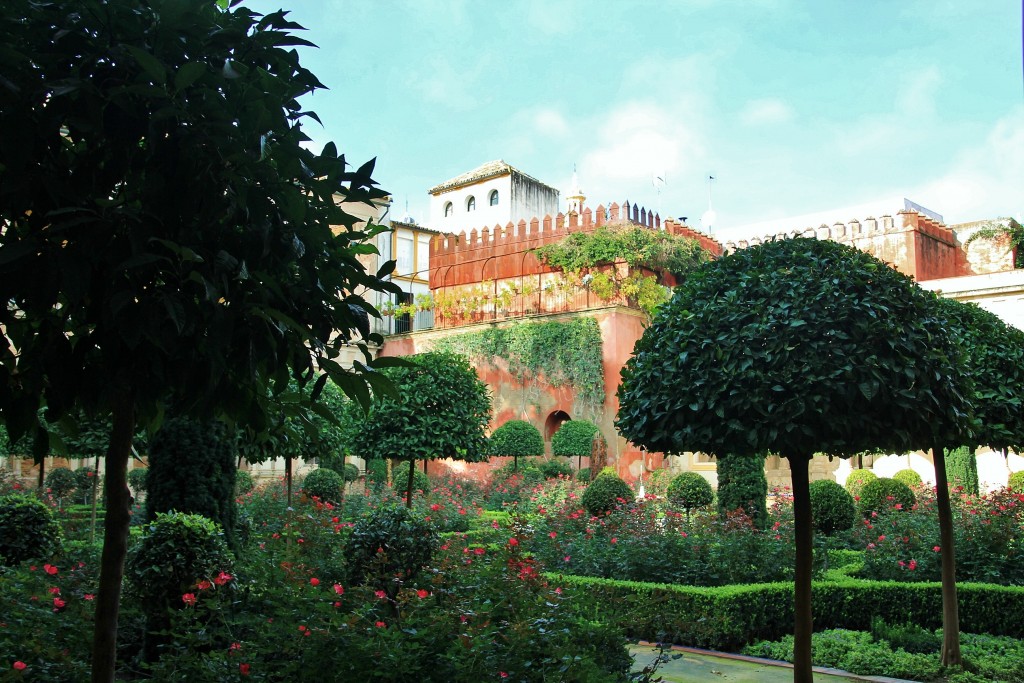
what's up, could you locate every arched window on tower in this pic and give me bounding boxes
[489,189,499,206]
[466,196,476,211]
[443,202,453,217]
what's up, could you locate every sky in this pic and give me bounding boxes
[243,0,1023,233]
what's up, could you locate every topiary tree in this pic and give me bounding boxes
[347,505,438,610]
[1009,470,1024,493]
[0,494,64,565]
[391,461,430,496]
[551,420,602,471]
[127,469,148,499]
[126,512,233,663]
[365,459,388,488]
[45,466,78,507]
[74,467,101,506]
[0,3,402,677]
[488,420,544,471]
[808,480,856,536]
[716,454,769,529]
[581,471,633,516]
[145,418,239,550]
[301,467,344,505]
[858,477,916,517]
[666,472,714,521]
[343,463,360,484]
[892,468,923,489]
[617,238,969,683]
[845,468,878,499]
[347,352,491,507]
[944,446,979,495]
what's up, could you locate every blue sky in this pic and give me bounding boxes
[245,0,1022,232]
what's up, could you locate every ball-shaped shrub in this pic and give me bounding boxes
[73,467,100,503]
[392,460,430,495]
[1009,470,1024,493]
[666,472,714,516]
[808,479,856,535]
[716,454,769,529]
[127,512,234,608]
[551,420,601,458]
[892,468,923,488]
[581,472,633,516]
[45,466,77,501]
[347,505,438,594]
[302,467,344,504]
[0,494,64,565]
[365,459,388,487]
[576,468,592,483]
[858,477,916,517]
[488,420,544,460]
[234,470,254,496]
[343,463,360,483]
[127,468,149,496]
[538,458,573,479]
[845,468,877,499]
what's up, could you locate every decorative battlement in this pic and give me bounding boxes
[721,210,952,251]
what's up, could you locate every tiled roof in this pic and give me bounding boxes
[427,160,555,195]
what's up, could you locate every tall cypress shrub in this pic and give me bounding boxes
[145,417,238,549]
[945,446,979,495]
[716,454,768,529]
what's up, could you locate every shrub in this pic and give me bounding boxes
[891,468,922,488]
[145,417,239,548]
[73,467,100,504]
[301,467,344,504]
[551,420,601,462]
[365,458,388,487]
[392,460,430,496]
[127,468,148,496]
[347,505,438,599]
[581,472,633,516]
[0,494,63,565]
[1010,470,1024,493]
[845,468,877,498]
[645,467,676,496]
[343,462,360,483]
[45,466,77,502]
[234,470,254,496]
[576,468,592,483]
[716,455,768,529]
[666,472,714,518]
[537,458,573,479]
[946,446,979,495]
[858,477,915,517]
[870,617,940,654]
[809,479,855,535]
[488,419,544,470]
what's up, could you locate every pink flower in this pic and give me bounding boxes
[333,584,344,595]
[555,587,562,595]
[53,597,66,610]
[43,564,58,576]
[610,537,618,544]
[500,672,509,678]
[548,531,557,539]
[474,547,485,556]
[310,577,320,587]
[84,594,94,601]
[375,620,386,628]
[933,546,941,552]
[416,589,429,599]
[508,537,519,547]
[182,593,197,606]
[239,663,251,675]
[878,535,886,542]
[908,559,917,570]
[230,642,242,652]
[375,590,387,599]
[214,571,232,586]
[13,661,27,671]
[196,580,212,591]
[564,555,571,562]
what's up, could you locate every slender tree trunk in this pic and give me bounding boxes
[932,444,962,666]
[285,455,292,507]
[787,454,814,683]
[90,453,100,544]
[37,456,45,489]
[91,392,135,683]
[405,459,415,508]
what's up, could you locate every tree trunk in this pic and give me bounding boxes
[37,455,45,490]
[405,459,415,508]
[787,454,814,683]
[90,453,100,544]
[932,444,962,666]
[285,455,293,507]
[91,392,135,683]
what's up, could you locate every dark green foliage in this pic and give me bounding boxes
[343,463,360,483]
[432,318,606,410]
[870,617,941,654]
[301,468,344,504]
[716,455,769,528]
[44,466,77,501]
[858,477,916,517]
[127,468,148,496]
[145,417,238,548]
[808,480,856,535]
[946,446,980,495]
[0,494,63,565]
[581,472,633,516]
[534,224,707,277]
[391,461,430,495]
[552,420,601,458]
[73,467,100,505]
[347,506,439,598]
[666,472,714,516]
[576,468,592,483]
[1009,470,1024,492]
[488,419,544,470]
[845,468,877,498]
[892,468,923,488]
[365,459,388,487]
[347,352,491,504]
[537,458,573,479]
[234,470,254,496]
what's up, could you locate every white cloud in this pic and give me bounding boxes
[739,98,794,126]
[533,108,570,137]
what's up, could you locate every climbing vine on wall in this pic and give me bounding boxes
[432,317,605,410]
[965,219,1024,268]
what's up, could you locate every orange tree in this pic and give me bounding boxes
[616,238,970,683]
[0,2,400,680]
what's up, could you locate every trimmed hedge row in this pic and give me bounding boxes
[552,572,1024,652]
